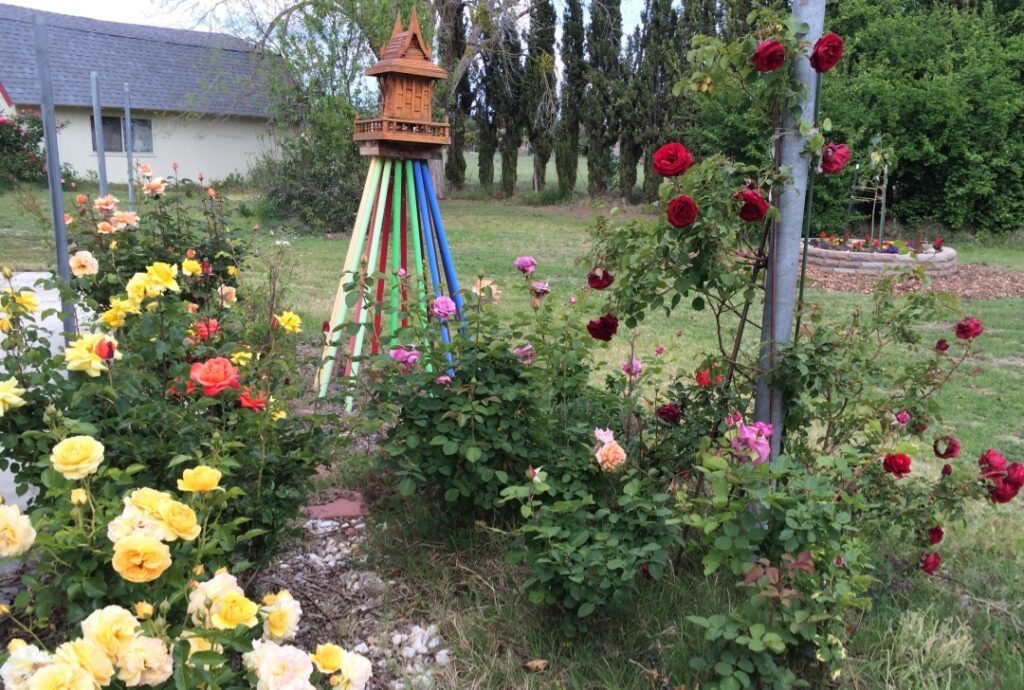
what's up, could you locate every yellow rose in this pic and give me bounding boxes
[109,240,118,251]
[70,488,88,506]
[336,648,373,689]
[50,436,104,480]
[115,635,173,687]
[64,333,121,377]
[8,638,27,652]
[125,273,153,303]
[112,535,172,583]
[181,631,222,660]
[209,591,259,630]
[81,605,140,658]
[227,265,238,276]
[310,643,344,674]
[177,465,222,493]
[230,351,253,367]
[98,297,140,329]
[261,590,302,642]
[0,504,35,557]
[54,638,114,686]
[24,662,95,690]
[274,311,302,333]
[0,376,27,417]
[134,602,154,620]
[145,262,180,293]
[272,410,287,422]
[0,316,10,333]
[125,487,172,515]
[4,290,39,314]
[158,500,201,541]
[182,259,202,276]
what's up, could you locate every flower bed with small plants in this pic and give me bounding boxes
[0,168,374,689]
[804,234,958,277]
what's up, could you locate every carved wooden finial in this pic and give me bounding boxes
[390,10,404,40]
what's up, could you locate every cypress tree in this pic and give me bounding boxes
[522,0,557,191]
[493,21,524,197]
[473,48,498,188]
[618,25,646,199]
[583,0,623,196]
[641,0,681,201]
[438,0,472,190]
[555,0,586,197]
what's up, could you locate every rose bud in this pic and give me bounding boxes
[928,525,944,545]
[920,552,941,574]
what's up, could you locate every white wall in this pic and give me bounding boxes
[43,106,273,183]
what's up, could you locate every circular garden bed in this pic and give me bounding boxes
[801,242,957,277]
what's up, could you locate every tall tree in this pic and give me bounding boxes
[472,46,498,188]
[641,0,681,200]
[438,0,472,190]
[618,25,647,198]
[493,19,525,197]
[583,0,623,196]
[522,0,557,191]
[555,0,586,197]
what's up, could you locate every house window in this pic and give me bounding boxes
[90,116,154,153]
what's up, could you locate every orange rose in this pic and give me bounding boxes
[189,357,240,396]
[97,221,116,234]
[596,441,626,472]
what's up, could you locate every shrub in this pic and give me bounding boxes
[0,109,47,186]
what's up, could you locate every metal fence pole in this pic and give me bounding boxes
[33,15,78,339]
[90,71,108,196]
[878,165,888,244]
[753,0,826,460]
[124,83,135,210]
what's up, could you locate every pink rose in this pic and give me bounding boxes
[513,256,537,274]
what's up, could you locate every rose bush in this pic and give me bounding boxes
[0,177,336,684]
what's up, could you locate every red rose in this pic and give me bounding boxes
[734,190,771,222]
[193,318,219,342]
[920,552,941,574]
[928,525,944,545]
[989,478,1020,504]
[821,143,851,174]
[322,320,331,333]
[935,339,949,352]
[1006,463,1024,489]
[587,268,614,290]
[695,368,713,389]
[667,195,699,228]
[954,316,983,340]
[656,403,681,424]
[933,237,944,252]
[752,40,786,72]
[933,435,960,459]
[586,313,619,341]
[167,378,196,398]
[833,555,844,567]
[240,387,267,411]
[809,32,844,73]
[941,464,953,477]
[93,338,116,361]
[979,448,1007,478]
[883,453,912,478]
[652,142,694,177]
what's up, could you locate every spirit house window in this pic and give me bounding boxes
[90,116,153,153]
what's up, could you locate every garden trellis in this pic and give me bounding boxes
[317,9,463,399]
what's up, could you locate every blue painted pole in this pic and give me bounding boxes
[420,160,464,318]
[90,71,108,196]
[123,83,135,211]
[412,161,450,346]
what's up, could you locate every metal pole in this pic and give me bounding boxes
[33,15,78,339]
[124,83,135,210]
[753,0,826,460]
[91,71,108,196]
[878,165,888,245]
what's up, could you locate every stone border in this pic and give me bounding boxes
[800,244,958,277]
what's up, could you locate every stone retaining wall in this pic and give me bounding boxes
[800,245,958,277]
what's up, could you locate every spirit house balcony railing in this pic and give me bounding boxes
[353,117,450,146]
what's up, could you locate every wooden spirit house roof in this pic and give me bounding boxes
[354,7,450,156]
[366,8,446,80]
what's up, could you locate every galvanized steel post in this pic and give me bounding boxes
[91,71,108,196]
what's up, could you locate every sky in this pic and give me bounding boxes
[7,0,648,34]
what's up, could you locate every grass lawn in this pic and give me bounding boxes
[2,182,1023,688]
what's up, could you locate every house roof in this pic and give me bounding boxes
[0,3,272,118]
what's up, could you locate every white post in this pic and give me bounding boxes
[754,0,826,459]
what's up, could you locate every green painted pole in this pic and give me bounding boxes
[350,158,393,380]
[318,156,382,397]
[389,160,402,339]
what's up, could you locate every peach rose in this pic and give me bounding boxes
[596,441,626,472]
[70,250,99,277]
[189,357,240,396]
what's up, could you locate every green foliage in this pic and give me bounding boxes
[523,0,558,191]
[555,0,586,197]
[0,109,46,186]
[493,22,525,197]
[818,0,1024,233]
[438,0,472,190]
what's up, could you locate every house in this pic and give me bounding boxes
[0,3,272,183]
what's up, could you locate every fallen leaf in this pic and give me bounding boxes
[522,658,549,673]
